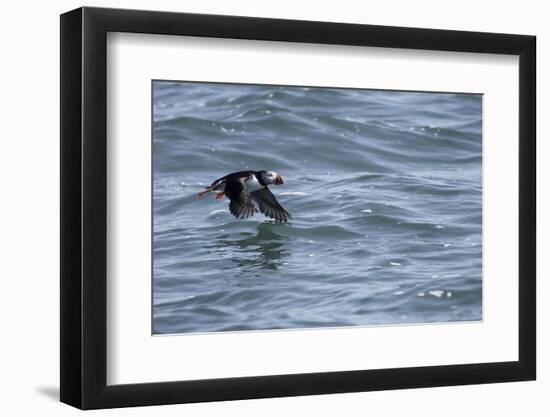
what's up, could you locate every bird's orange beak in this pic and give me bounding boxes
[275,175,284,185]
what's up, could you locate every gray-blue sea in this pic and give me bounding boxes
[153,80,482,334]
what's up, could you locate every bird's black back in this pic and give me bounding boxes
[211,170,259,187]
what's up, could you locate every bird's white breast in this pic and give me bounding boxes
[243,175,264,192]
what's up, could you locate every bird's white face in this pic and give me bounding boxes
[262,171,285,185]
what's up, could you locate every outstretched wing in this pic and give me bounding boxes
[250,187,292,222]
[225,176,256,219]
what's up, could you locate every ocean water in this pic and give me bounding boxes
[152,80,482,334]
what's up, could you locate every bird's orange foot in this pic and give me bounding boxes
[215,192,225,200]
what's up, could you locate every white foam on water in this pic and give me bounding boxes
[436,225,444,229]
[361,209,372,213]
[279,192,309,196]
[444,243,451,247]
[393,291,405,296]
[428,290,445,298]
[390,262,401,266]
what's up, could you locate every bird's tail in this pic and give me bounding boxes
[198,187,213,196]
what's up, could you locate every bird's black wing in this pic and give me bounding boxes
[250,187,292,222]
[224,176,256,219]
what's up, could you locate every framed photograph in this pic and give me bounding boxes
[60,6,536,409]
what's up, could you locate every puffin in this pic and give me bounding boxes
[198,170,292,222]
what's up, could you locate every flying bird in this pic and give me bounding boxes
[198,170,292,222]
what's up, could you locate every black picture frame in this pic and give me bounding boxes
[60,6,536,410]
